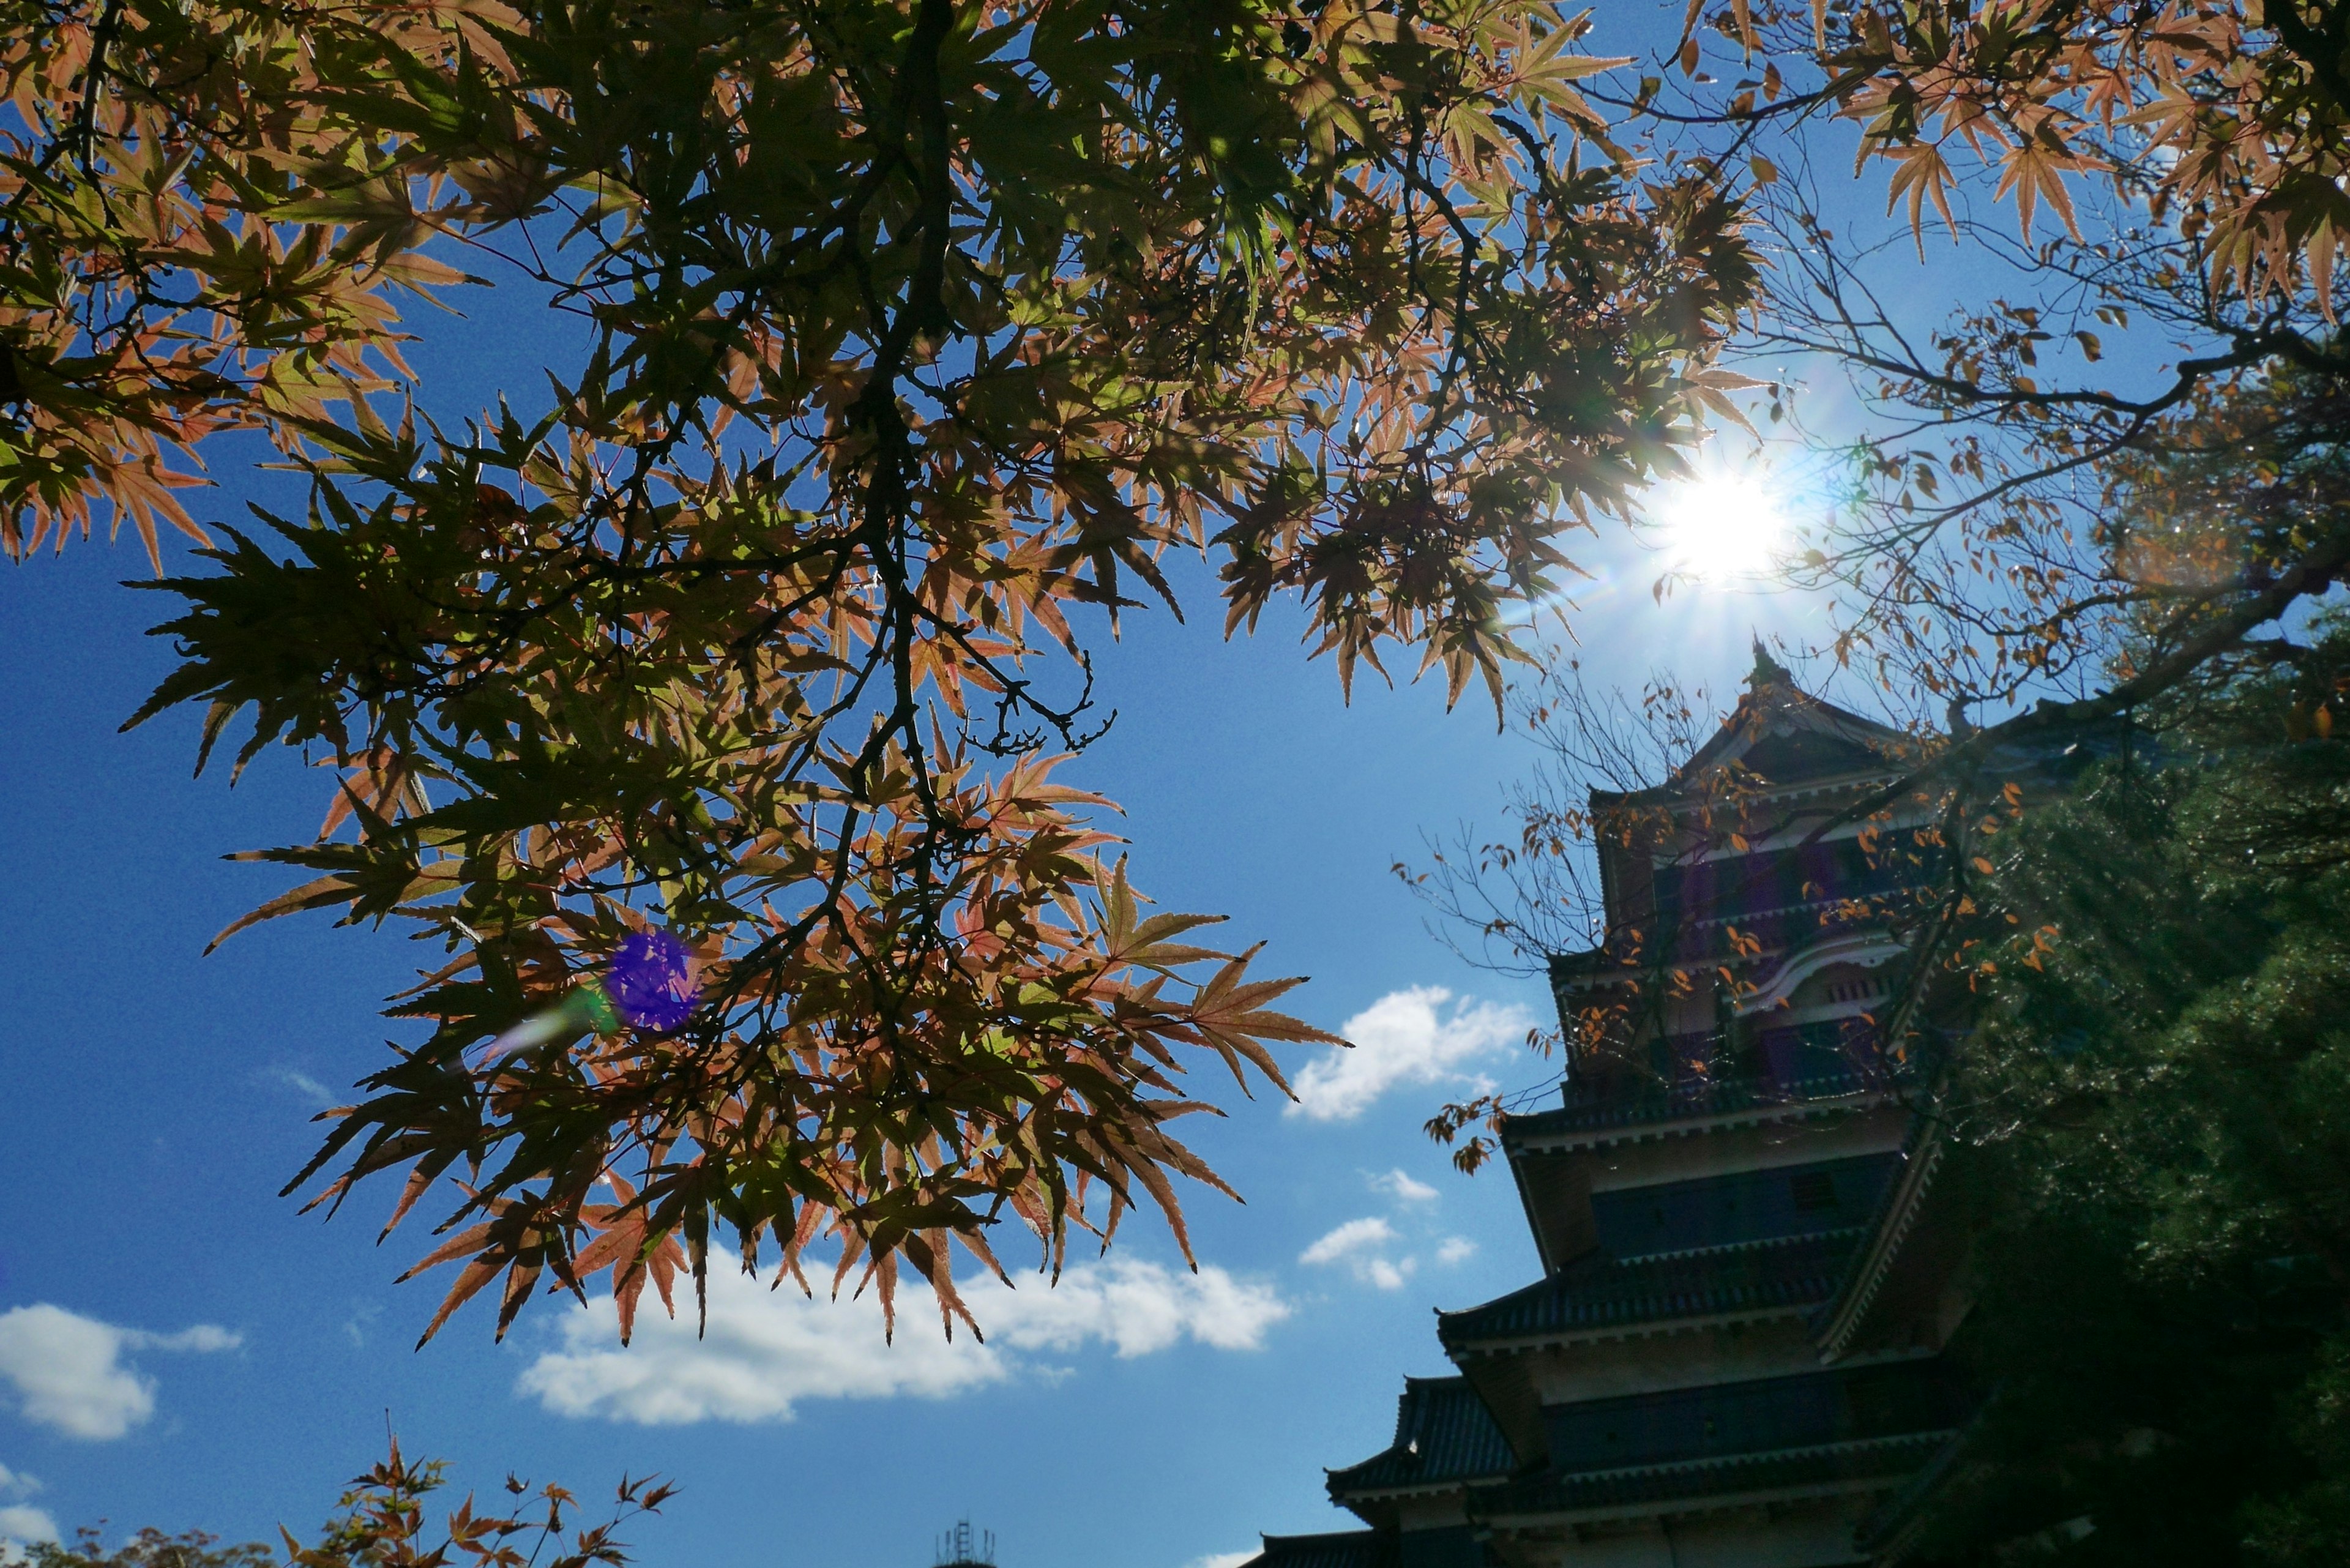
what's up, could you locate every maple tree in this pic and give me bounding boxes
[1635,1,2350,744]
[1392,13,2350,1546]
[21,1442,665,1568]
[1408,1,2350,1167]
[0,0,1757,1340]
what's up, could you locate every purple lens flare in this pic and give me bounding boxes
[606,930,699,1031]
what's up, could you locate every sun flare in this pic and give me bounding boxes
[1655,471,1786,581]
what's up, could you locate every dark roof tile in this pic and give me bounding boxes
[1473,1433,1952,1522]
[1437,1233,1861,1351]
[1240,1532,1395,1568]
[1327,1378,1515,1498]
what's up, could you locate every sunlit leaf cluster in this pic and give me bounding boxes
[2,0,1758,1338]
[1633,2,2350,740]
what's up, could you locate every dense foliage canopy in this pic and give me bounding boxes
[1898,612,2350,1566]
[1400,13,2350,1552]
[1,0,1759,1339]
[1410,0,2350,1101]
[20,0,2350,1354]
[1413,312,2350,1568]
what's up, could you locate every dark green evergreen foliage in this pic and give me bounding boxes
[1912,622,2350,1565]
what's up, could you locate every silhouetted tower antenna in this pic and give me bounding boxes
[934,1521,994,1568]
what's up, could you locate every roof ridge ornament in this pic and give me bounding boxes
[1945,692,1975,739]
[1748,635,1794,691]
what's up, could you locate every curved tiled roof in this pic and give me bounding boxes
[1240,1532,1394,1568]
[1438,1232,1863,1352]
[1815,1110,1948,1356]
[1326,1376,1516,1498]
[1472,1432,1953,1523]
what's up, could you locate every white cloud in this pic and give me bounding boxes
[343,1301,384,1348]
[1299,1217,1395,1266]
[0,1504,59,1553]
[1299,1218,1417,1290]
[1436,1236,1478,1265]
[134,1326,239,1354]
[1370,1168,1440,1204]
[983,1258,1287,1356]
[1288,987,1535,1121]
[1182,1551,1259,1568]
[258,1066,334,1107]
[0,1305,241,1441]
[0,1461,54,1557]
[518,1256,1288,1425]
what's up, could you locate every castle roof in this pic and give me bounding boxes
[1228,652,1992,1568]
[1324,1376,1515,1499]
[1470,1432,1954,1528]
[1239,1533,1394,1568]
[1589,645,1915,812]
[1438,1232,1863,1356]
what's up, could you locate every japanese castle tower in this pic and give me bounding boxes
[1242,655,1971,1568]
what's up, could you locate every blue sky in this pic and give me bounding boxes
[0,497,1806,1568]
[0,6,2056,1566]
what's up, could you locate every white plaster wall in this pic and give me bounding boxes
[1524,1320,1824,1405]
[1496,1499,1871,1568]
[1398,1495,1471,1531]
[1647,1506,1869,1567]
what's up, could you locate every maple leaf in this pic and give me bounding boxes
[5,0,1761,1348]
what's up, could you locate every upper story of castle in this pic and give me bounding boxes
[1529,651,1945,1165]
[1420,657,1952,1391]
[1398,657,1968,1474]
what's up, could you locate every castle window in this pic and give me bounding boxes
[1790,1171,1837,1212]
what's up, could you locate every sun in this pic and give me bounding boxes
[1654,471,1786,582]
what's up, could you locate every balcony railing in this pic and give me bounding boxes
[1541,1058,1912,1135]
